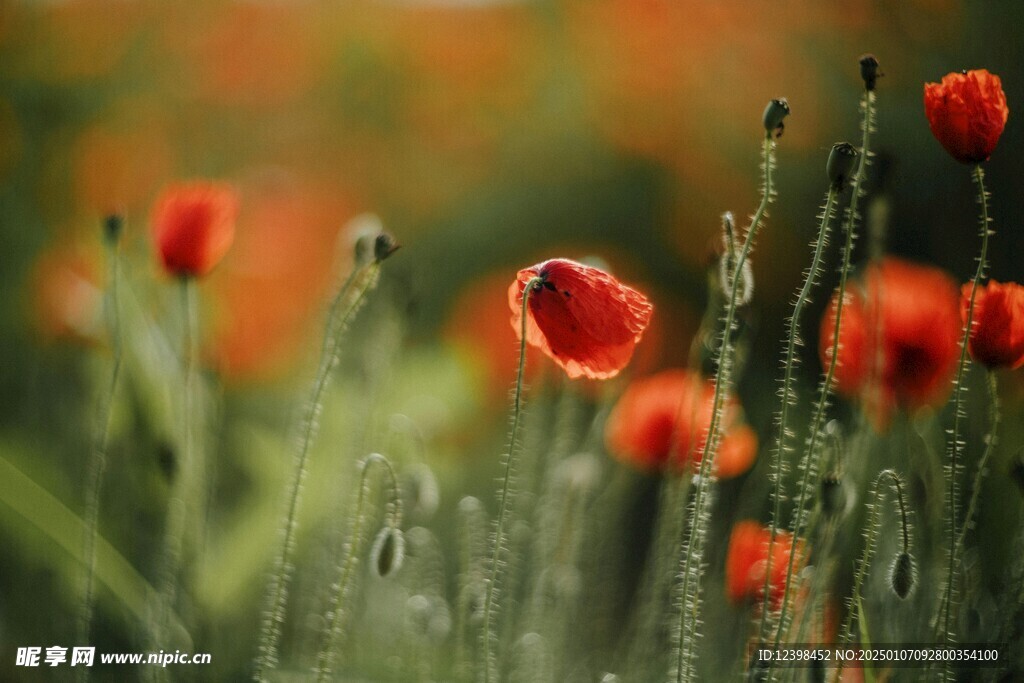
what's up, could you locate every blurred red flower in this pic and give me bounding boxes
[604,369,757,478]
[509,258,653,380]
[962,280,1024,370]
[152,182,238,278]
[725,520,802,608]
[819,257,961,424]
[924,69,1008,164]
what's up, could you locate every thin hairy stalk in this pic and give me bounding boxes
[156,279,200,636]
[673,134,775,683]
[835,470,909,681]
[956,371,999,565]
[456,496,488,683]
[772,91,875,652]
[481,276,542,683]
[77,232,124,677]
[255,260,382,681]
[757,188,837,645]
[938,163,992,646]
[316,453,401,682]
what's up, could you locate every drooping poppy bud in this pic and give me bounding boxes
[859,54,881,91]
[961,280,1024,370]
[826,142,859,192]
[889,551,916,600]
[924,69,1008,164]
[151,181,238,277]
[509,258,653,380]
[763,98,790,138]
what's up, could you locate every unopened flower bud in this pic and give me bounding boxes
[827,142,859,191]
[763,98,790,138]
[889,551,916,599]
[370,526,405,578]
[374,233,400,262]
[103,214,124,245]
[859,54,881,91]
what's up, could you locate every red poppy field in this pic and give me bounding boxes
[3,3,1024,682]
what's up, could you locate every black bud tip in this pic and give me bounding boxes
[763,98,790,138]
[859,54,881,91]
[103,214,124,245]
[890,552,916,600]
[820,472,844,517]
[374,233,400,262]
[371,526,405,578]
[826,142,859,191]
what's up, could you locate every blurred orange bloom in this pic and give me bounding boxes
[820,257,961,425]
[924,69,1008,164]
[604,369,757,478]
[27,245,101,344]
[725,520,802,609]
[509,258,653,380]
[151,181,238,278]
[962,280,1024,370]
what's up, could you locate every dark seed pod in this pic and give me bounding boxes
[826,142,859,192]
[820,472,844,518]
[103,214,124,245]
[374,233,401,262]
[370,526,405,578]
[859,54,881,91]
[762,98,790,138]
[890,551,916,599]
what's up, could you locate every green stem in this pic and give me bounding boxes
[758,187,837,644]
[771,90,874,653]
[78,236,124,675]
[255,261,382,681]
[939,163,991,646]
[675,134,774,683]
[836,470,907,681]
[316,453,401,682]
[481,276,541,683]
[956,371,999,561]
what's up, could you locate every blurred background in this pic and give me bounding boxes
[3,1,1024,680]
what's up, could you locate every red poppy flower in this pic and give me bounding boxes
[725,520,802,609]
[820,258,961,424]
[508,258,653,380]
[962,280,1024,370]
[604,369,757,478]
[924,69,1008,164]
[152,181,238,277]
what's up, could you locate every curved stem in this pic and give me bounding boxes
[675,134,774,683]
[771,90,874,653]
[758,187,837,644]
[481,276,542,683]
[835,470,907,681]
[956,371,999,558]
[939,163,991,645]
[255,261,382,681]
[316,453,401,682]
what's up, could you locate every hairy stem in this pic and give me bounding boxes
[758,187,837,644]
[316,453,401,682]
[938,163,991,647]
[255,260,382,681]
[674,134,775,682]
[481,276,542,683]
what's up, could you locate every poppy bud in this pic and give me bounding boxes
[820,472,844,518]
[889,551,916,599]
[763,98,790,138]
[374,233,400,262]
[826,142,859,192]
[859,54,881,91]
[103,214,124,246]
[370,526,405,578]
